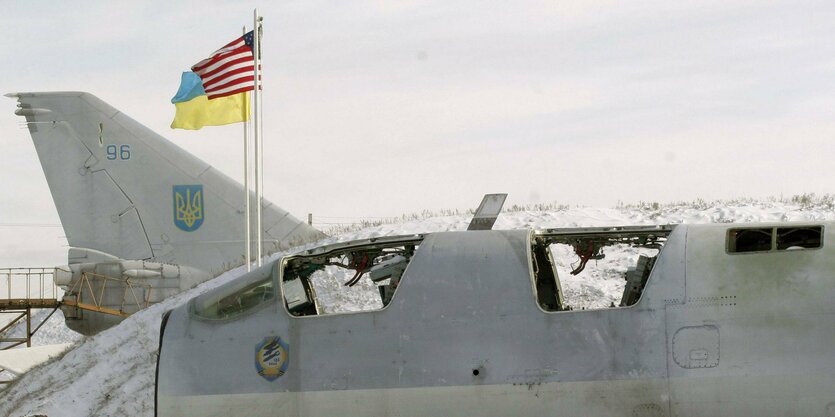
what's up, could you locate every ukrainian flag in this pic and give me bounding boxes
[170,72,250,130]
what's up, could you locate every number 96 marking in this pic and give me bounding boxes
[106,144,131,160]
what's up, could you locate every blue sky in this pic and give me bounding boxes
[2,0,834,265]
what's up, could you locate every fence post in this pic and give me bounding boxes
[26,307,32,347]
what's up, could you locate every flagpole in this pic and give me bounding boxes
[257,17,265,262]
[253,9,263,266]
[243,25,252,272]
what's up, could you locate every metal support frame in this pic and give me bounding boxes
[0,267,61,349]
[0,306,60,350]
[62,272,152,318]
[0,267,63,387]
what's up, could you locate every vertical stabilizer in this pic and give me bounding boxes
[11,92,324,276]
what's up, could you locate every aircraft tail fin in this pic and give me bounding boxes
[10,92,324,276]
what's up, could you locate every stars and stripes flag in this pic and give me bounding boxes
[191,31,256,99]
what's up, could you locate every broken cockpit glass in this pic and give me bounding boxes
[531,226,674,311]
[280,235,424,316]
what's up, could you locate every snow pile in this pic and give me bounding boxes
[2,201,835,416]
[1,309,82,348]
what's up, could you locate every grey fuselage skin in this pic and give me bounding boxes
[156,223,835,416]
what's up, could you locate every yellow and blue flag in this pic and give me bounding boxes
[170,71,250,130]
[172,31,256,130]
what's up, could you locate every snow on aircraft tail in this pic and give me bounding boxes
[8,91,324,334]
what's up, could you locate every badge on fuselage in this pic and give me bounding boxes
[255,336,289,381]
[173,184,204,231]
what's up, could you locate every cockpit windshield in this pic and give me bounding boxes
[191,262,277,320]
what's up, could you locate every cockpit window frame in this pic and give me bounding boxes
[277,234,425,320]
[527,226,674,314]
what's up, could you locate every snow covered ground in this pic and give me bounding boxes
[2,200,834,417]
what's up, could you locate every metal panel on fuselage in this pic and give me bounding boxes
[159,228,690,416]
[667,223,835,416]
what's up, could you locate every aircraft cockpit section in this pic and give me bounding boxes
[279,234,424,316]
[157,223,835,416]
[531,225,674,311]
[186,234,425,322]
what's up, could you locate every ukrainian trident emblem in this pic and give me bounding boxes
[255,336,289,382]
[173,185,204,231]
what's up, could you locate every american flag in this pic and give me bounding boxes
[192,31,256,99]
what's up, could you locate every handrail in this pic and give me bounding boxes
[0,267,58,305]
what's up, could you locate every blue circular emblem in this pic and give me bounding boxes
[255,336,289,381]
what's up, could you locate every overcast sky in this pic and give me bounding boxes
[2,0,834,266]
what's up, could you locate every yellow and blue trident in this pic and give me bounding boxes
[173,185,204,231]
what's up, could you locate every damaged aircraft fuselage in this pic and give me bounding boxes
[156,222,835,416]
